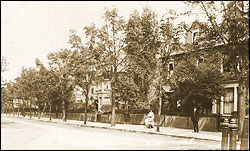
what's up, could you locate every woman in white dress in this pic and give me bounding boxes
[145,110,154,128]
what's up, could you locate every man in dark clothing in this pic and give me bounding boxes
[191,106,200,133]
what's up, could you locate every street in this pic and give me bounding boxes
[1,115,220,150]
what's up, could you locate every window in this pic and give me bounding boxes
[223,62,234,73]
[98,82,102,91]
[105,83,109,90]
[224,88,234,114]
[222,55,239,73]
[193,32,198,42]
[192,29,199,45]
[177,100,181,108]
[198,57,204,63]
[91,88,94,94]
[99,97,102,105]
[197,56,204,66]
[212,100,218,114]
[104,97,110,104]
[168,61,174,76]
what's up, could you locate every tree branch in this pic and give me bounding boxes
[200,1,229,44]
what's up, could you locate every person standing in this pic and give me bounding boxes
[191,106,200,133]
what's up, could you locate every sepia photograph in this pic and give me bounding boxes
[1,1,249,150]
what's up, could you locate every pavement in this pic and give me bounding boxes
[2,115,224,150]
[2,114,222,143]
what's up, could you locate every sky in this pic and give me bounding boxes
[1,1,209,83]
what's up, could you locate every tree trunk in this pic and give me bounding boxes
[7,105,9,115]
[238,54,248,141]
[49,102,52,121]
[62,101,67,122]
[238,79,247,140]
[56,105,58,118]
[23,98,26,117]
[29,100,32,118]
[141,75,148,107]
[156,82,162,132]
[12,101,14,116]
[111,68,117,127]
[38,102,40,119]
[84,87,89,125]
[17,99,20,117]
[111,89,116,126]
[23,107,25,117]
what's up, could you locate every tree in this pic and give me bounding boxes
[84,8,126,126]
[185,1,249,141]
[35,58,60,120]
[15,67,41,118]
[16,67,34,117]
[124,7,185,132]
[124,7,161,109]
[1,82,14,115]
[115,74,140,111]
[13,77,24,117]
[67,29,98,124]
[1,56,8,73]
[34,59,48,119]
[156,9,187,131]
[170,50,225,114]
[1,56,8,84]
[47,49,76,122]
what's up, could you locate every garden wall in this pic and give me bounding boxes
[22,112,219,132]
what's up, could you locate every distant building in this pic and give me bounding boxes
[73,79,111,110]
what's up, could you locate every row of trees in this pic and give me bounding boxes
[1,2,249,136]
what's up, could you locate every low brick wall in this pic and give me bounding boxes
[100,114,109,123]
[21,112,219,132]
[164,116,189,129]
[67,113,82,121]
[154,115,166,126]
[130,114,146,125]
[87,114,96,122]
[198,117,218,131]
[115,114,125,124]
[163,116,219,131]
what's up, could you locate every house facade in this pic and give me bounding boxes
[73,79,111,111]
[166,21,249,116]
[94,79,111,110]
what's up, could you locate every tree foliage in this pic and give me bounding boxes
[1,56,8,73]
[47,49,76,121]
[124,7,161,108]
[170,50,225,113]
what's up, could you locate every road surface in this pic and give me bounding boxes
[1,115,220,150]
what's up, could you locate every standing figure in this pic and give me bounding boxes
[145,110,155,128]
[191,105,200,133]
